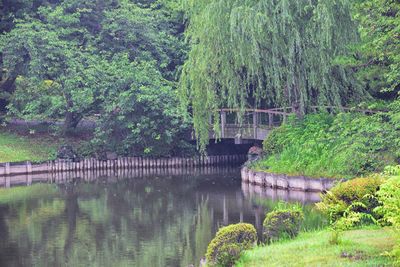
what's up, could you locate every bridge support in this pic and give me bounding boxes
[253,111,258,139]
[221,111,226,138]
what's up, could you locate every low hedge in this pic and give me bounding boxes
[206,223,257,267]
[263,207,304,243]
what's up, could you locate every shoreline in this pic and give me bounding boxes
[241,166,342,192]
[0,155,247,178]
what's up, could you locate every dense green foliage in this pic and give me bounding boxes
[181,0,365,150]
[262,206,304,243]
[86,58,192,156]
[1,0,398,157]
[315,166,400,262]
[0,0,399,265]
[0,0,192,156]
[206,223,257,267]
[378,174,400,228]
[256,109,400,178]
[316,177,384,227]
[345,0,400,96]
[376,166,400,263]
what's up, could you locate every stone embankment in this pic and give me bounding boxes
[241,182,322,203]
[0,165,238,188]
[0,154,246,184]
[241,167,339,192]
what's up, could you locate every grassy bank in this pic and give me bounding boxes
[237,227,396,267]
[252,111,399,179]
[0,131,61,162]
[0,125,89,163]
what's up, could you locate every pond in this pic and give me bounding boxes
[0,167,326,267]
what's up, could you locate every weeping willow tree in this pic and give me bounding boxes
[180,0,364,150]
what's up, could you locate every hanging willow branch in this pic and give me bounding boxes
[180,0,365,151]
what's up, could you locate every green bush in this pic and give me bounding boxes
[263,207,304,243]
[376,174,400,226]
[376,173,400,263]
[206,223,257,267]
[316,177,384,225]
[384,165,400,176]
[262,125,291,156]
[259,111,399,178]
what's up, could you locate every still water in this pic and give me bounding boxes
[0,167,325,267]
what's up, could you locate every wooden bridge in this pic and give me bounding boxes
[210,108,290,143]
[211,106,381,143]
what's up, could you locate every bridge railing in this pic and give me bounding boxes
[219,108,292,127]
[215,108,292,140]
[268,106,383,115]
[214,106,385,141]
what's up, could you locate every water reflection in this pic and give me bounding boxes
[0,168,325,267]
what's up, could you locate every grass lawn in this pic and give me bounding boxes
[0,131,60,163]
[237,227,396,267]
[0,120,94,163]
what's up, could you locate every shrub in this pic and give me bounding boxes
[384,165,400,176]
[316,176,384,225]
[263,207,304,243]
[75,141,92,158]
[377,175,400,227]
[206,223,257,267]
[263,124,292,156]
[376,173,400,263]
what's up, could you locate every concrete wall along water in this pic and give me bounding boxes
[0,155,247,187]
[241,166,338,192]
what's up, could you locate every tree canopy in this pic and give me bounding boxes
[0,0,398,155]
[0,0,192,156]
[180,0,365,150]
[348,0,400,97]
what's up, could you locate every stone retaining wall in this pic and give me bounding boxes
[0,165,238,188]
[241,167,339,192]
[0,155,247,177]
[241,182,321,203]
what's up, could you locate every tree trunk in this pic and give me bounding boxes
[62,90,82,135]
[62,111,82,135]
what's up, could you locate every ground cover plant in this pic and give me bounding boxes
[253,107,400,178]
[263,206,304,243]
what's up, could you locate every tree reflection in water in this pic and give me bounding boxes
[0,168,324,266]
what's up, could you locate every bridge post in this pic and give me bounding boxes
[253,111,258,139]
[268,113,273,128]
[221,111,226,138]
